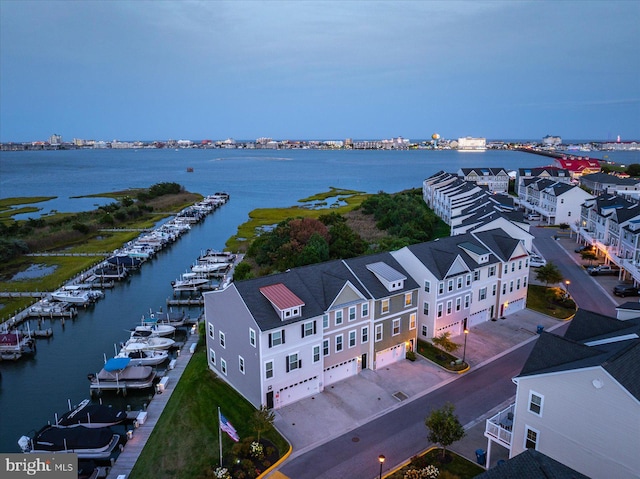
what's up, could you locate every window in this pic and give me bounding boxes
[239,356,245,374]
[302,321,316,338]
[523,276,527,288]
[511,262,515,272]
[208,322,214,339]
[335,310,343,325]
[336,334,343,352]
[448,279,453,292]
[488,266,496,277]
[269,330,284,347]
[361,303,369,317]
[209,348,216,365]
[473,270,480,281]
[525,258,529,267]
[529,391,543,415]
[404,292,412,307]
[286,353,300,372]
[265,360,273,379]
[492,284,497,296]
[349,306,356,321]
[437,303,443,318]
[349,330,356,347]
[375,324,383,342]
[464,294,470,308]
[457,277,463,289]
[423,302,429,315]
[220,358,227,375]
[518,260,523,270]
[381,299,390,314]
[502,283,507,295]
[361,326,369,343]
[517,278,521,290]
[424,280,430,293]
[219,331,226,348]
[323,314,329,330]
[421,325,428,337]
[313,345,321,363]
[249,328,256,347]
[525,427,539,450]
[466,274,471,286]
[456,297,461,311]
[479,287,487,301]
[323,339,330,356]
[510,280,514,292]
[409,313,416,330]
[446,300,452,315]
[438,282,444,294]
[392,319,400,336]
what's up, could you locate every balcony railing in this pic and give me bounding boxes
[485,403,514,449]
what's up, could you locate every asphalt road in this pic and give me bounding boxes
[279,336,550,479]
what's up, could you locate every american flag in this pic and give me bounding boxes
[219,411,240,442]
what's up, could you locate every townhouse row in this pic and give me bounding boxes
[203,227,531,410]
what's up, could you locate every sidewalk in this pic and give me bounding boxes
[272,307,566,468]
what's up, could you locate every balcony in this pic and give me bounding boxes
[485,403,514,449]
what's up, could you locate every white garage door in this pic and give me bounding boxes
[324,358,358,386]
[375,343,406,369]
[276,378,320,408]
[468,309,488,327]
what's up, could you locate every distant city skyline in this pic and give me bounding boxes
[1,1,638,143]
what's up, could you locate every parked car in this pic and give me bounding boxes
[586,265,619,276]
[575,244,594,254]
[529,254,547,267]
[613,284,640,297]
[527,213,541,221]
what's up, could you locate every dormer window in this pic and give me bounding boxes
[260,283,305,321]
[366,262,406,292]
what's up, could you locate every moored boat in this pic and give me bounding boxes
[120,334,175,352]
[133,316,175,337]
[54,399,127,428]
[0,331,36,361]
[88,358,157,393]
[114,348,169,366]
[18,425,121,459]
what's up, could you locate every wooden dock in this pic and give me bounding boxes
[166,297,204,306]
[106,328,201,478]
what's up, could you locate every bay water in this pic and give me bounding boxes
[0,146,636,453]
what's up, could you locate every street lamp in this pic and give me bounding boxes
[463,328,469,365]
[378,455,385,479]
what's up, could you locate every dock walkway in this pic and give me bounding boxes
[106,327,200,478]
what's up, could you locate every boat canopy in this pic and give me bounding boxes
[104,357,131,371]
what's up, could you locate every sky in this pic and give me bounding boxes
[1,0,638,143]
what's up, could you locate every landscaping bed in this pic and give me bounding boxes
[386,448,484,479]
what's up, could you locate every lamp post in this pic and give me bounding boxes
[462,328,469,365]
[564,280,571,298]
[378,454,385,479]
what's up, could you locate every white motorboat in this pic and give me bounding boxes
[133,316,176,337]
[121,334,175,352]
[114,348,169,366]
[51,286,103,305]
[171,272,210,292]
[191,261,229,274]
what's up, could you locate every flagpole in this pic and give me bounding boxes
[218,406,223,466]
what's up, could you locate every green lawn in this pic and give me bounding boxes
[386,448,484,479]
[526,284,576,319]
[417,340,467,372]
[129,344,288,479]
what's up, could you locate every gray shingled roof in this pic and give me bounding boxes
[472,449,590,479]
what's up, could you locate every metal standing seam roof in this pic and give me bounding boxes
[365,261,406,282]
[259,283,305,310]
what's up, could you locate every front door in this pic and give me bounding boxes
[361,353,367,370]
[266,391,274,409]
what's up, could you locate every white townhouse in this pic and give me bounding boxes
[516,167,572,204]
[580,172,640,196]
[392,228,530,340]
[520,178,592,225]
[458,167,510,193]
[484,309,640,479]
[203,252,418,410]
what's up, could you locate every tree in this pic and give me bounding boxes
[558,223,570,233]
[431,332,459,354]
[535,262,563,287]
[425,403,466,460]
[626,163,640,177]
[250,405,275,442]
[581,250,597,266]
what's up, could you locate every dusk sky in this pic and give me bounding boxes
[1,0,638,143]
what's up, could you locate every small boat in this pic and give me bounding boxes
[186,167,194,172]
[0,331,36,361]
[114,348,169,366]
[171,273,210,292]
[18,425,121,459]
[133,316,175,337]
[121,334,175,351]
[51,286,103,305]
[148,309,189,327]
[88,358,157,392]
[54,399,127,428]
[198,249,236,264]
[191,261,229,275]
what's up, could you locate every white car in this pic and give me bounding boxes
[529,254,547,267]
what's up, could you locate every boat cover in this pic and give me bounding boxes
[35,425,114,450]
[104,357,130,371]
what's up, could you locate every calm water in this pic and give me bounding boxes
[0,147,637,453]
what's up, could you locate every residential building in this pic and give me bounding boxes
[519,178,592,225]
[579,172,640,196]
[516,167,572,203]
[554,157,601,179]
[458,167,510,193]
[484,309,640,479]
[473,449,589,479]
[203,253,418,410]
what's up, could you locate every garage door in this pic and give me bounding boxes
[324,358,358,386]
[276,377,320,408]
[468,309,488,327]
[375,343,406,369]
